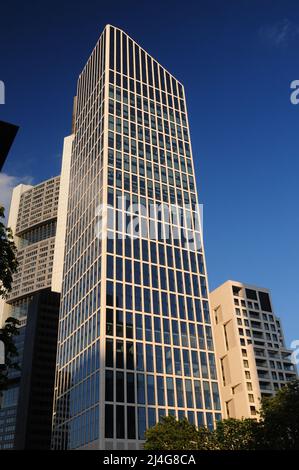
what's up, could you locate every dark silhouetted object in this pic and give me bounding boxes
[14,289,60,450]
[0,121,19,171]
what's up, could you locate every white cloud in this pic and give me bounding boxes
[0,173,33,220]
[259,18,299,46]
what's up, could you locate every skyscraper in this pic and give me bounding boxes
[52,25,222,450]
[210,280,297,419]
[0,136,72,449]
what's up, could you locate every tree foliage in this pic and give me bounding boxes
[0,316,20,390]
[260,380,299,449]
[144,380,299,450]
[0,205,18,298]
[213,418,261,450]
[0,205,20,390]
[144,415,213,450]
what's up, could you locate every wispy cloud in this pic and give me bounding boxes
[0,173,33,221]
[259,18,299,47]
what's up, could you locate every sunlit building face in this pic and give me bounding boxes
[52,25,222,450]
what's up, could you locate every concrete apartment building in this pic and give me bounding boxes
[51,25,222,450]
[0,136,72,449]
[210,280,297,420]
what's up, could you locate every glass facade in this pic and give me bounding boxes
[0,322,25,449]
[52,25,222,450]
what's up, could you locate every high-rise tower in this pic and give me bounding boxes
[52,25,222,450]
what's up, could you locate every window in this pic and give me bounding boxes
[105,370,114,401]
[194,381,203,408]
[197,412,204,428]
[165,347,173,374]
[116,406,125,438]
[166,377,175,406]
[127,407,136,439]
[155,346,163,373]
[126,313,133,338]
[203,382,212,409]
[106,281,114,306]
[146,344,154,372]
[116,372,124,402]
[138,407,146,440]
[147,375,155,405]
[245,289,257,300]
[191,351,200,378]
[127,373,135,403]
[145,316,152,341]
[116,340,124,368]
[137,374,145,404]
[148,408,156,429]
[258,292,272,312]
[106,309,113,336]
[200,352,208,378]
[127,342,134,369]
[105,405,113,438]
[116,311,123,337]
[135,314,143,339]
[183,350,191,376]
[176,379,184,407]
[157,376,165,405]
[209,354,217,380]
[185,379,194,408]
[212,382,221,410]
[106,339,113,367]
[137,343,144,371]
[232,285,242,296]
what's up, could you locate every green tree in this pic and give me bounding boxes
[144,415,215,450]
[0,205,20,390]
[260,379,299,450]
[144,382,299,450]
[213,418,261,450]
[0,205,18,298]
[0,317,20,390]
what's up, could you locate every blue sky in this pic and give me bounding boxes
[0,0,298,345]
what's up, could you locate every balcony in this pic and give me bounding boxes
[254,349,266,358]
[249,312,260,320]
[258,372,270,381]
[259,381,273,391]
[268,352,279,359]
[286,374,297,381]
[252,331,264,339]
[280,347,294,358]
[251,321,262,329]
[283,363,295,372]
[256,359,268,368]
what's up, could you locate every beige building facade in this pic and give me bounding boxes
[210,280,297,420]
